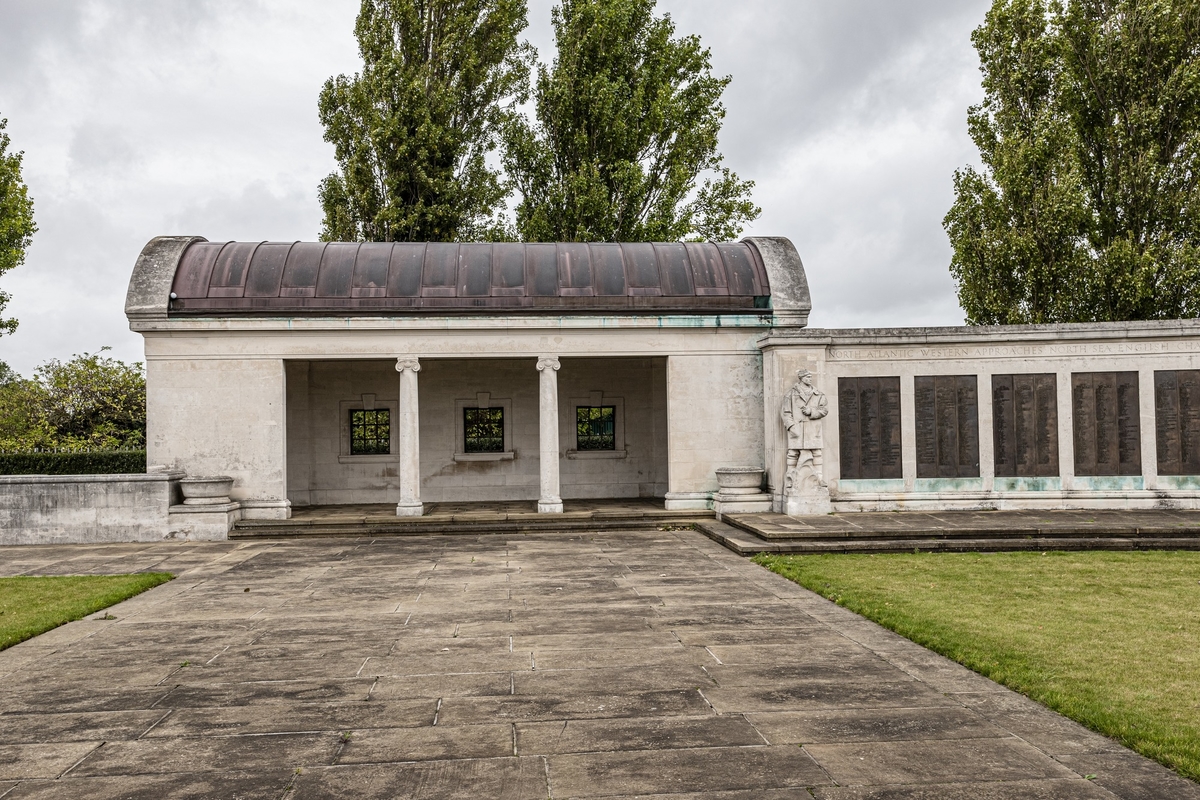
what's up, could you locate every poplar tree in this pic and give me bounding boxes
[318,0,532,242]
[946,0,1200,324]
[503,0,759,242]
[0,117,36,336]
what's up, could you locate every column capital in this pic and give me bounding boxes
[536,356,561,372]
[396,357,422,374]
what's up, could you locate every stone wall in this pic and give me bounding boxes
[762,320,1200,511]
[0,472,181,545]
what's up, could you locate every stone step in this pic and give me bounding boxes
[230,511,708,539]
[695,520,1200,556]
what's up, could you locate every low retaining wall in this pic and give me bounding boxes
[0,471,238,545]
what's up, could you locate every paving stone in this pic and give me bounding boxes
[0,710,166,744]
[704,680,955,714]
[68,732,341,777]
[811,778,1120,799]
[747,707,1005,744]
[546,745,832,796]
[1055,750,1200,800]
[369,672,514,699]
[0,687,172,715]
[336,723,514,763]
[803,738,1079,786]
[513,665,717,696]
[160,679,376,707]
[435,690,713,726]
[950,691,1126,755]
[516,715,765,754]
[144,700,436,738]
[290,757,547,799]
[0,742,101,781]
[4,770,295,799]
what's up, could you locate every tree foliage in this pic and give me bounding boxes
[0,351,145,451]
[318,0,532,242]
[946,0,1200,324]
[0,117,36,336]
[503,0,759,242]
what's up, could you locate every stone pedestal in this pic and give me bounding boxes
[713,467,772,518]
[537,356,563,513]
[396,358,423,517]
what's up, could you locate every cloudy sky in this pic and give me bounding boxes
[0,0,990,375]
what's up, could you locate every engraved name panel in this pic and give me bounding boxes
[1073,372,1140,476]
[838,377,902,480]
[992,374,1058,477]
[1155,370,1200,475]
[915,375,979,479]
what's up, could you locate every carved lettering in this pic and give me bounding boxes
[1155,370,1200,475]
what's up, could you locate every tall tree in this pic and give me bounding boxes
[504,0,759,242]
[946,0,1200,324]
[0,117,36,336]
[318,0,532,242]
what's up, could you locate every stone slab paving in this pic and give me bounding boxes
[0,532,1196,799]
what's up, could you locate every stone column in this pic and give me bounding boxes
[395,358,423,517]
[536,356,563,513]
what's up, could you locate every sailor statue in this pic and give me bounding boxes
[780,368,829,508]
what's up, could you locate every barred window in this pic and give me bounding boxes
[464,407,504,453]
[349,409,391,455]
[576,406,616,451]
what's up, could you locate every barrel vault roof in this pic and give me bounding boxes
[165,240,771,316]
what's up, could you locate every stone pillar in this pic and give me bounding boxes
[536,356,563,513]
[395,358,423,517]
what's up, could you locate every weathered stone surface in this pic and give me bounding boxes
[0,533,1194,799]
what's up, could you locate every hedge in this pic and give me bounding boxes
[0,451,147,476]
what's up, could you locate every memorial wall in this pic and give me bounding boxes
[759,320,1200,513]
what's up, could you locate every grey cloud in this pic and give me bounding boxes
[1,0,991,375]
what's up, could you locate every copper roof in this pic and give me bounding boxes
[167,241,772,316]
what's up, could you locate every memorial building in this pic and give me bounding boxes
[125,235,1200,535]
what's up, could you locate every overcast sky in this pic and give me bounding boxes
[0,0,990,375]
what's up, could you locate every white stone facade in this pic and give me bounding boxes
[114,235,1200,533]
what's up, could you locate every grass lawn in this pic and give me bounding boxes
[0,573,174,651]
[754,550,1200,781]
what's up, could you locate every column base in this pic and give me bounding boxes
[664,491,713,511]
[395,502,424,517]
[537,499,564,514]
[784,487,832,516]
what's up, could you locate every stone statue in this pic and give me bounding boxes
[781,369,828,498]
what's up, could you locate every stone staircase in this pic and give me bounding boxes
[697,508,1200,555]
[229,500,709,540]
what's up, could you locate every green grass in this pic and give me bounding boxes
[753,550,1200,781]
[0,573,174,651]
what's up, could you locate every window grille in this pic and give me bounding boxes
[349,409,391,455]
[464,407,504,453]
[576,406,616,450]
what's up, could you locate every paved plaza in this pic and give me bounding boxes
[0,530,1196,799]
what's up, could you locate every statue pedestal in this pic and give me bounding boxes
[784,486,831,516]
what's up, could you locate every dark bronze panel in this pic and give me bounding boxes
[839,377,902,481]
[915,377,936,476]
[458,244,492,297]
[993,374,1058,477]
[1183,371,1200,474]
[491,244,526,291]
[916,375,978,478]
[525,244,559,296]
[879,378,903,478]
[1155,370,1200,475]
[244,243,290,298]
[992,375,1016,476]
[590,244,627,296]
[838,377,862,480]
[1074,372,1140,476]
[315,243,358,298]
[957,376,980,475]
